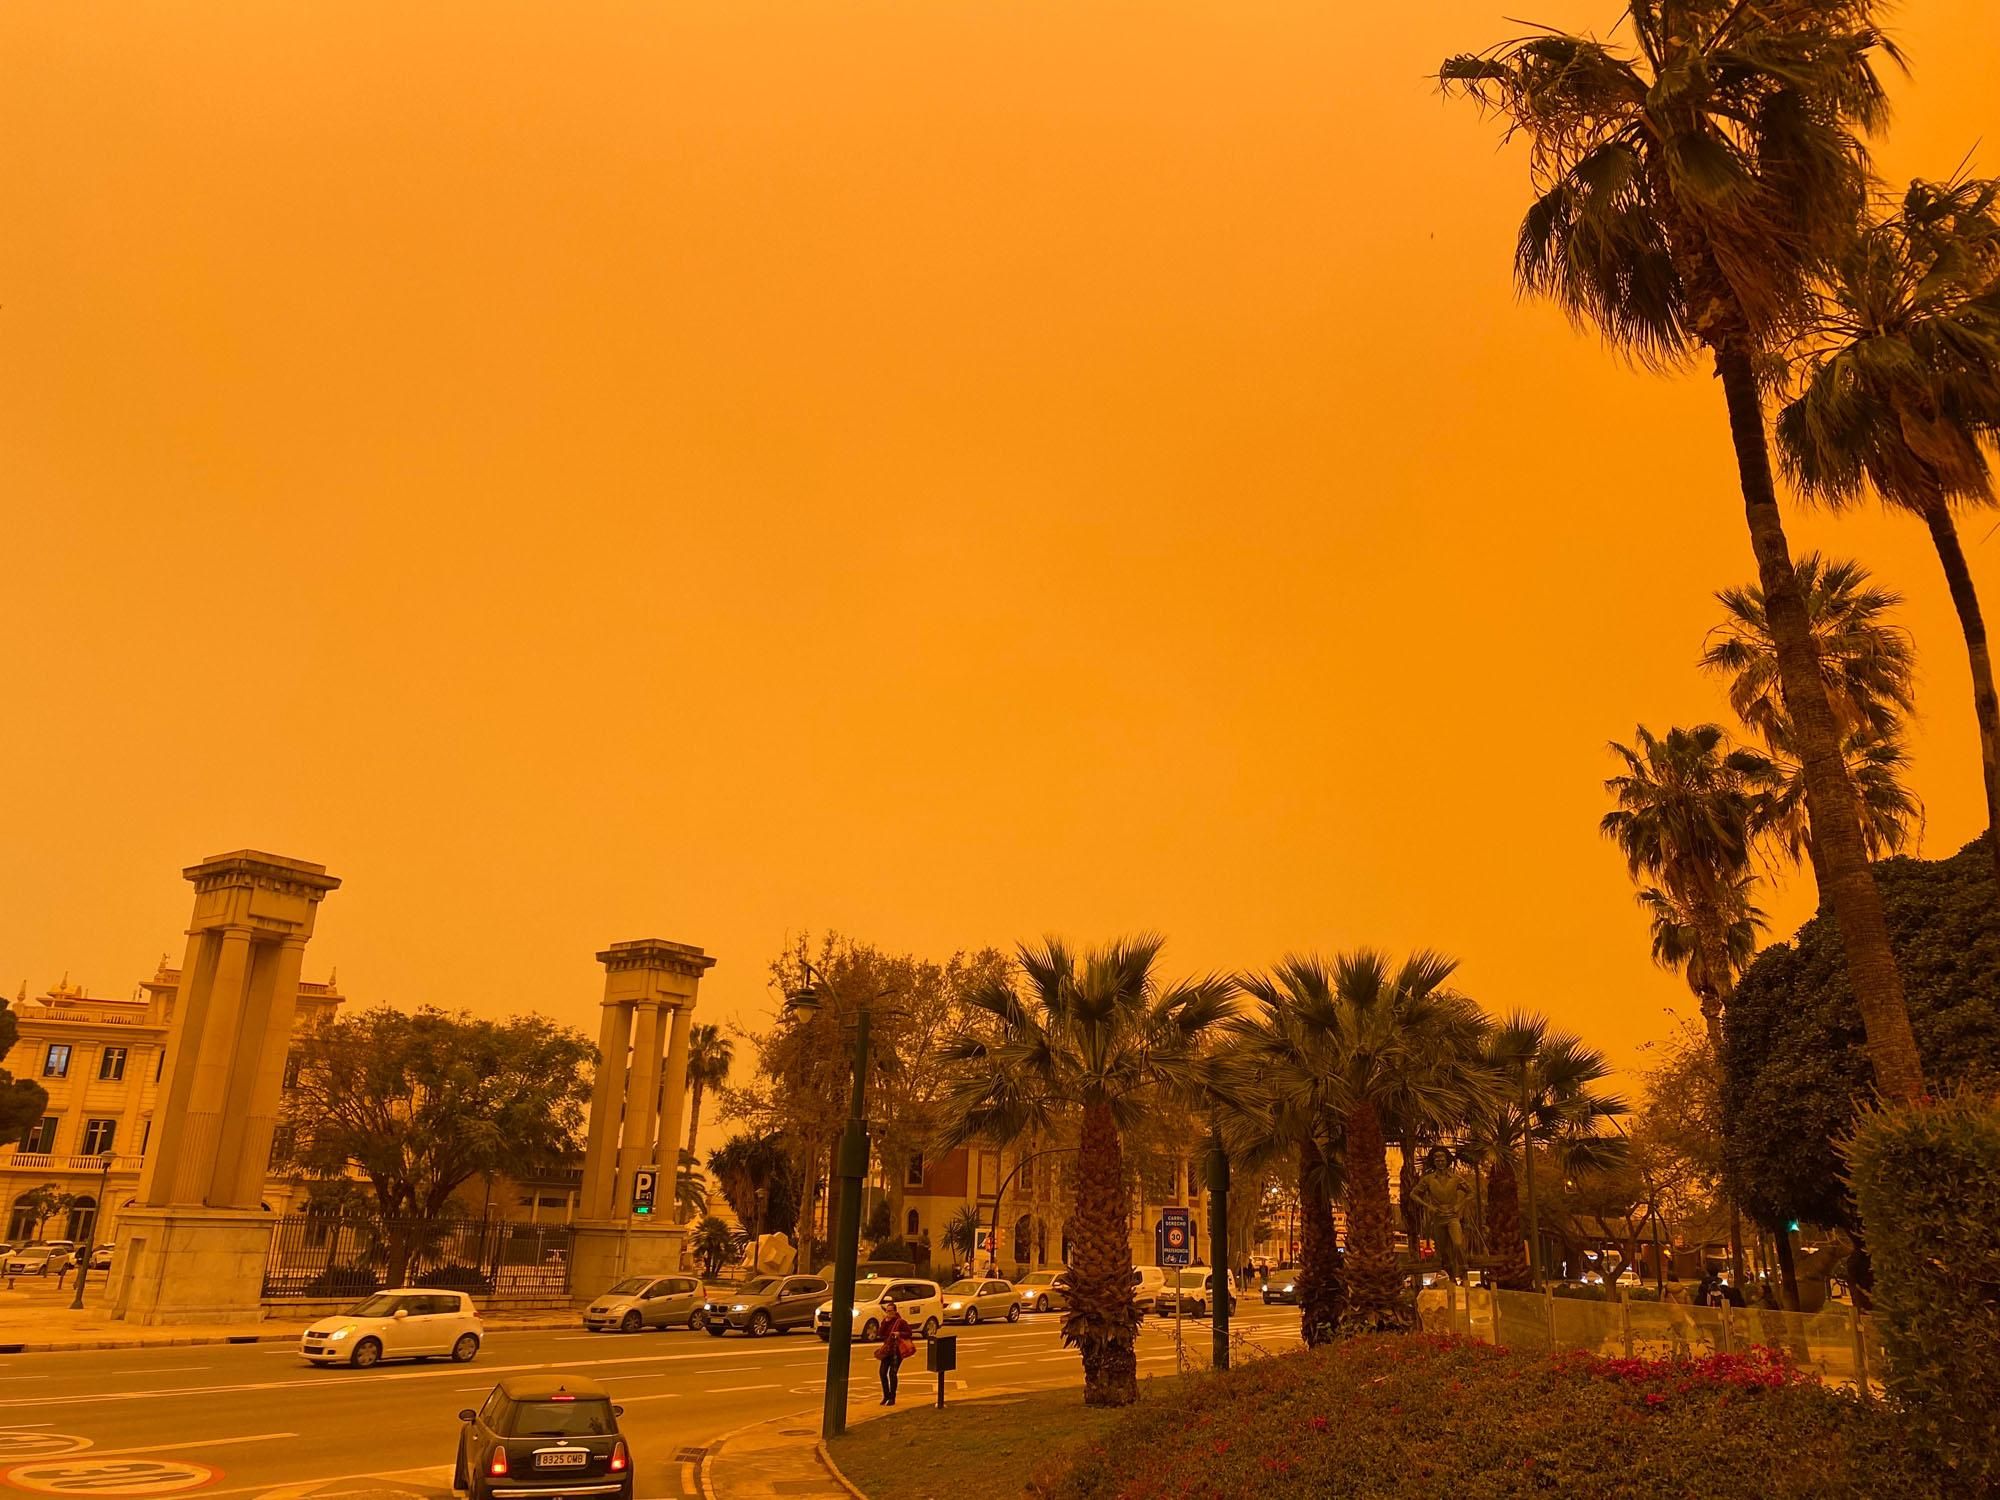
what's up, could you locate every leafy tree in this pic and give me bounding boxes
[683,1023,732,1166]
[0,991,49,1147]
[941,935,1234,1406]
[689,1215,736,1279]
[12,1183,73,1241]
[1628,1021,1728,1243]
[1779,177,2000,885]
[706,1132,799,1237]
[278,1007,592,1221]
[1443,0,1929,1103]
[1723,835,2000,1238]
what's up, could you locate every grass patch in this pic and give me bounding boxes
[828,1387,1120,1500]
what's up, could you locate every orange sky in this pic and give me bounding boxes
[4,2,1998,1086]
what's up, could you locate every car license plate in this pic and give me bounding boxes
[536,1451,588,1469]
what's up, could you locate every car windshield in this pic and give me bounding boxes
[738,1279,778,1297]
[606,1278,650,1296]
[1019,1273,1055,1285]
[505,1398,616,1437]
[1173,1270,1210,1289]
[344,1294,406,1318]
[944,1280,982,1295]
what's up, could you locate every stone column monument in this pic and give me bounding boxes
[571,939,715,1294]
[109,850,340,1324]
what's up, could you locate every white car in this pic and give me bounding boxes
[813,1277,944,1342]
[87,1245,114,1272]
[300,1288,484,1368]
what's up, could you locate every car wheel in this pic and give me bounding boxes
[747,1310,772,1337]
[1036,1295,1049,1313]
[921,1317,940,1339]
[621,1310,643,1334]
[688,1309,706,1331]
[1006,1304,1020,1323]
[861,1318,880,1342]
[705,1323,728,1338]
[965,1307,980,1326]
[351,1337,383,1369]
[817,1328,829,1342]
[451,1334,480,1363]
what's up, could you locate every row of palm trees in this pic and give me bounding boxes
[940,936,1622,1407]
[1444,0,2000,1107]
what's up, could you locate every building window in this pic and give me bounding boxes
[906,1209,920,1237]
[42,1044,71,1079]
[1018,1155,1033,1191]
[905,1152,925,1188]
[269,1123,295,1167]
[98,1047,128,1081]
[20,1116,58,1153]
[155,1049,167,1081]
[141,1118,152,1155]
[81,1119,118,1155]
[283,1052,303,1090]
[66,1195,98,1245]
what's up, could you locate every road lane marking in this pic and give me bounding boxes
[90,1435,294,1459]
[105,1367,209,1376]
[609,1391,681,1403]
[706,1384,779,1394]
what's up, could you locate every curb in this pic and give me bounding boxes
[696,1405,819,1500]
[814,1441,868,1500]
[0,1315,581,1356]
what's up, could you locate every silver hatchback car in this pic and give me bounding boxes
[582,1274,708,1333]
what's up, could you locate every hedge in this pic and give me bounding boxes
[1029,1335,1928,1499]
[415,1263,493,1292]
[1845,1093,2000,1493]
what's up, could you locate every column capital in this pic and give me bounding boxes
[595,939,716,980]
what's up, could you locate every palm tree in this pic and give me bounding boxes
[1602,724,1766,1044]
[1635,874,1766,1009]
[674,1149,709,1221]
[684,1023,734,1166]
[1474,1015,1628,1289]
[690,1215,735,1279]
[1444,1,1929,1103]
[707,1133,788,1236]
[1778,177,2000,885]
[942,1203,984,1272]
[940,936,1235,1406]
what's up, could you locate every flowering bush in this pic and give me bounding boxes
[1029,1335,1931,1499]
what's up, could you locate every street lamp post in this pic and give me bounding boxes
[1206,1129,1230,1371]
[69,1152,114,1310]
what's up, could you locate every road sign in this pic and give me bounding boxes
[632,1166,658,1216]
[4,1459,217,1494]
[1157,1207,1192,1268]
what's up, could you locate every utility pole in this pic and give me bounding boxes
[69,1153,114,1310]
[1207,1130,1230,1370]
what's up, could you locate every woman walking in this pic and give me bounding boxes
[875,1298,916,1406]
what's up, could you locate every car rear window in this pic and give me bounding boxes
[505,1398,616,1437]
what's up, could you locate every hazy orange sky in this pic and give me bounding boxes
[5,2,1998,1086]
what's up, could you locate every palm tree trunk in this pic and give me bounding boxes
[1339,1100,1410,1332]
[1715,336,1926,1104]
[1295,1138,1342,1345]
[685,1077,705,1166]
[1067,1099,1140,1406]
[1486,1150,1530,1291]
[1922,499,2000,893]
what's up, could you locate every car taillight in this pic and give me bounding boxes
[489,1448,509,1477]
[609,1441,628,1473]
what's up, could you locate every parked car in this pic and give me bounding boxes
[3,1242,75,1277]
[581,1274,706,1333]
[941,1277,1020,1325]
[1261,1271,1300,1306]
[1156,1268,1238,1318]
[813,1259,918,1282]
[301,1288,483,1368]
[454,1374,631,1500]
[87,1245,114,1272]
[813,1277,944,1341]
[702,1274,829,1337]
[1013,1270,1068,1313]
[1130,1265,1169,1313]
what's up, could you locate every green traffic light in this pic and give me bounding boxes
[1787,1220,1800,1232]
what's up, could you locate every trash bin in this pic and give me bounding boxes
[926,1333,956,1407]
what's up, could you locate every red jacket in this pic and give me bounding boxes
[878,1313,915,1355]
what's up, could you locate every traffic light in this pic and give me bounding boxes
[632,1167,658,1217]
[1787,1220,1801,1233]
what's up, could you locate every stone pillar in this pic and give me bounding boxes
[570,939,714,1298]
[112,850,339,1325]
[657,1001,695,1212]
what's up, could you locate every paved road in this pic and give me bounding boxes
[0,1305,1303,1499]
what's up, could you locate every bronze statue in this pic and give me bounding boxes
[1411,1146,1473,1285]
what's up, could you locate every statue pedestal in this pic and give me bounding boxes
[569,1221,687,1301]
[108,1206,276,1325]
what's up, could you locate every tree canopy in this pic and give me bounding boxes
[0,991,50,1145]
[278,1006,593,1220]
[1722,835,2000,1232]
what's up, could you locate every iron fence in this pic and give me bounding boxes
[262,1214,573,1301]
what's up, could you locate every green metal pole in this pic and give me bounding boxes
[1207,1131,1229,1370]
[69,1155,113,1310]
[822,1010,871,1441]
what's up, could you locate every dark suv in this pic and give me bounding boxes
[455,1374,631,1500]
[702,1274,830,1336]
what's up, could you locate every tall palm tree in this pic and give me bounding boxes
[940,936,1235,1406]
[1702,557,1923,864]
[1602,724,1766,1044]
[1635,874,1766,1009]
[684,1023,734,1165]
[1778,176,2000,885]
[1444,1,1929,1103]
[1474,1015,1628,1289]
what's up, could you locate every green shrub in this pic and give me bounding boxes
[1845,1093,2000,1493]
[415,1263,492,1292]
[304,1264,380,1298]
[1552,1281,1611,1301]
[1029,1335,1926,1499]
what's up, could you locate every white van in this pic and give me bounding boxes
[1131,1266,1170,1312]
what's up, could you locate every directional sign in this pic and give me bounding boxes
[632,1166,658,1216]
[1157,1207,1192,1268]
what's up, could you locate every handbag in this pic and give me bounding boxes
[896,1335,916,1360]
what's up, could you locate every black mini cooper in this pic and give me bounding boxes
[455,1374,633,1500]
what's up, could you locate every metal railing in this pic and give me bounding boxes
[262,1215,573,1301]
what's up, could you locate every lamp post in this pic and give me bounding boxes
[69,1152,115,1310]
[786,961,876,1442]
[1206,1129,1230,1371]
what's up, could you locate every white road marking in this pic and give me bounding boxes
[706,1383,780,1394]
[608,1391,680,1403]
[90,1433,296,1458]
[105,1366,208,1376]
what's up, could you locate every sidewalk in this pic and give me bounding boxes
[702,1383,1009,1500]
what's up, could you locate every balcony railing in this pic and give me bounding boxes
[3,1153,145,1173]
